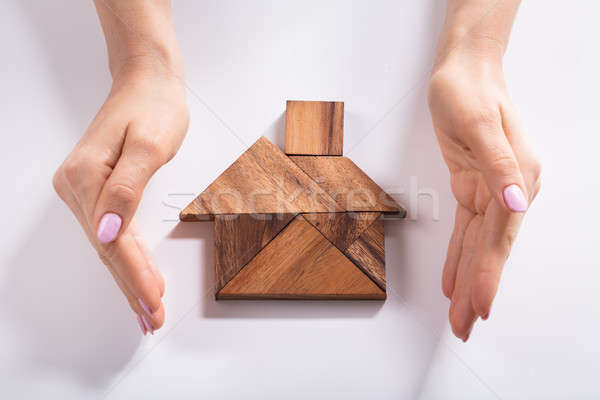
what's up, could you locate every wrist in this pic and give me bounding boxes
[108,42,184,82]
[94,1,184,80]
[432,30,505,75]
[433,0,514,74]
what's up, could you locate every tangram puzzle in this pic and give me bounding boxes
[180,100,406,300]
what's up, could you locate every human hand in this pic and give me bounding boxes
[53,59,189,334]
[428,47,541,341]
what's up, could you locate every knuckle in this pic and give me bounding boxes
[62,156,84,188]
[62,151,99,190]
[523,155,542,199]
[52,168,68,200]
[106,181,138,208]
[485,148,519,175]
[132,136,168,163]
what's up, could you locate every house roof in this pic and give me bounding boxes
[180,135,405,221]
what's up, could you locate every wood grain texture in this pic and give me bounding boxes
[285,100,344,156]
[290,156,405,215]
[180,136,340,221]
[302,212,381,252]
[214,213,296,293]
[218,216,385,299]
[344,218,386,290]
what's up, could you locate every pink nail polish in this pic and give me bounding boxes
[141,314,153,335]
[97,213,122,243]
[138,297,152,316]
[136,314,146,335]
[503,184,528,213]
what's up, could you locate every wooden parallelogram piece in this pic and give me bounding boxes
[214,213,296,294]
[344,218,386,291]
[179,136,341,221]
[285,100,344,156]
[217,215,385,300]
[302,212,381,252]
[289,155,405,216]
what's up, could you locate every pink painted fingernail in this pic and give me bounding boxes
[136,314,146,335]
[141,314,154,335]
[138,297,152,316]
[97,213,122,243]
[503,184,528,212]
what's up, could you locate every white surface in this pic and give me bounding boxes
[1,1,599,399]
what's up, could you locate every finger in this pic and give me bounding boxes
[131,225,166,298]
[501,103,542,201]
[471,201,523,319]
[104,228,165,330]
[463,118,529,213]
[53,176,142,317]
[442,205,475,299]
[449,213,483,341]
[94,133,166,244]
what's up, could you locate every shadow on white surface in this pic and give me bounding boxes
[0,201,141,388]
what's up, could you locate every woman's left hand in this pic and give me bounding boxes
[428,47,542,341]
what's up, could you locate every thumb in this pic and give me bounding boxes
[465,121,529,213]
[94,137,166,243]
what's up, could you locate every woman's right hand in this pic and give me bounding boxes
[53,59,189,335]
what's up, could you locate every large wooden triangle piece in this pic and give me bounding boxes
[180,137,341,221]
[218,215,385,299]
[214,213,296,293]
[289,155,404,215]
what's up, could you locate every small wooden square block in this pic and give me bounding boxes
[285,100,344,155]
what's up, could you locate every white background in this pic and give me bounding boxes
[1,1,599,399]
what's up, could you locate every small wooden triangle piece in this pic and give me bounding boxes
[180,137,340,221]
[302,212,381,252]
[218,215,385,299]
[289,156,405,215]
[214,213,296,293]
[344,218,386,290]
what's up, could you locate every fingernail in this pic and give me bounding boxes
[141,314,153,335]
[462,324,474,342]
[136,314,146,335]
[97,213,122,243]
[482,311,490,320]
[503,184,528,212]
[138,297,152,316]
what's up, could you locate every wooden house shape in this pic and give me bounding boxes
[180,100,406,300]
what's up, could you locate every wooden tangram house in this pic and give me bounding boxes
[180,100,405,300]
